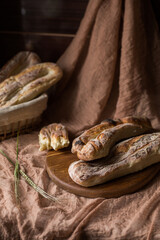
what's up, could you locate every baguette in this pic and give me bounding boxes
[0,51,41,83]
[71,118,122,154]
[0,62,63,108]
[39,123,70,151]
[68,132,160,187]
[72,117,153,161]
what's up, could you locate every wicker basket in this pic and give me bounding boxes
[0,93,48,140]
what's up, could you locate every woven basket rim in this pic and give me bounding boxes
[0,93,48,113]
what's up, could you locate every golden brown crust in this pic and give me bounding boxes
[0,51,41,83]
[71,119,122,154]
[120,116,152,129]
[69,132,160,187]
[0,62,63,108]
[39,123,70,151]
[71,117,153,161]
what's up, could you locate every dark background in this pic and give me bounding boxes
[0,0,89,66]
[0,0,160,67]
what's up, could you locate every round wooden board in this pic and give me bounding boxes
[46,149,160,198]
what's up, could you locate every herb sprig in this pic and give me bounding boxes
[0,134,58,203]
[14,131,20,203]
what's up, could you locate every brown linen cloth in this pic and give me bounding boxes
[46,0,160,137]
[1,0,160,239]
[0,133,160,240]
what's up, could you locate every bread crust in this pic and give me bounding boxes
[69,132,160,187]
[0,51,41,83]
[71,117,153,161]
[71,119,122,154]
[0,62,63,107]
[39,123,70,151]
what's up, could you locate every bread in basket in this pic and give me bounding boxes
[0,52,63,139]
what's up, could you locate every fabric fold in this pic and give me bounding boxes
[115,0,160,129]
[0,0,160,239]
[46,0,160,137]
[47,0,123,136]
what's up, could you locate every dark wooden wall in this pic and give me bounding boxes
[0,0,160,68]
[0,0,89,66]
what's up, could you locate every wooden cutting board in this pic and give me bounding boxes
[46,149,160,198]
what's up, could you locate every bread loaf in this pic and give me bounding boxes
[68,132,160,187]
[71,119,122,154]
[39,123,70,151]
[71,117,153,161]
[0,51,41,83]
[0,62,63,108]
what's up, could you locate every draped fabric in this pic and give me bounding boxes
[0,132,160,240]
[46,0,160,138]
[1,0,160,239]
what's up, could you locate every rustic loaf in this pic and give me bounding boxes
[0,51,41,83]
[71,118,122,154]
[0,62,63,108]
[68,132,160,187]
[71,117,153,161]
[39,123,70,151]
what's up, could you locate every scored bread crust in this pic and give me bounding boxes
[0,62,63,108]
[0,51,41,83]
[71,119,122,154]
[71,117,153,161]
[68,132,160,187]
[39,123,70,151]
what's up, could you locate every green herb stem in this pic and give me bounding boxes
[14,132,20,203]
[0,149,58,203]
[19,169,58,202]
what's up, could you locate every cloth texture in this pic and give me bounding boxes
[0,133,160,240]
[1,0,160,239]
[46,0,160,137]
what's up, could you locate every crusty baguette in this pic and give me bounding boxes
[0,51,41,83]
[39,123,70,151]
[72,117,153,161]
[0,62,63,108]
[68,132,160,187]
[71,119,122,154]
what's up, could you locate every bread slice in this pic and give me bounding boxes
[68,132,160,187]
